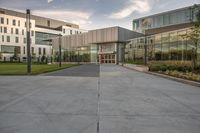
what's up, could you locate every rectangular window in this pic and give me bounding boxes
[23,46,25,54]
[47,20,50,27]
[6,36,10,42]
[63,29,65,33]
[43,48,46,55]
[70,30,72,34]
[6,18,9,25]
[23,38,26,44]
[39,48,41,55]
[1,45,20,54]
[13,19,16,26]
[18,20,20,26]
[15,37,19,43]
[2,35,4,42]
[0,26,2,33]
[1,17,4,24]
[22,29,24,35]
[31,31,34,36]
[32,47,34,54]
[15,28,19,34]
[25,22,26,27]
[4,27,7,33]
[11,28,13,34]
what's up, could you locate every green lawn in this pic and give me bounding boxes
[0,63,79,75]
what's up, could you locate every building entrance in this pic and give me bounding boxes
[99,54,116,64]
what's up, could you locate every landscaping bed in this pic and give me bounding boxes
[148,61,200,82]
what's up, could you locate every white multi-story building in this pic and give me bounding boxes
[0,8,87,62]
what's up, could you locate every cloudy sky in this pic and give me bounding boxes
[0,0,199,30]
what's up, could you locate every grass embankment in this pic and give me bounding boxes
[0,63,78,75]
[148,61,200,82]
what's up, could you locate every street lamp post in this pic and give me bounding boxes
[59,34,62,67]
[26,9,31,74]
[144,35,147,66]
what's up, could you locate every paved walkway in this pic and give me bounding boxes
[0,64,200,133]
[43,63,100,77]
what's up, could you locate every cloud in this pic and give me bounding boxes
[108,0,159,19]
[47,0,54,3]
[32,9,93,27]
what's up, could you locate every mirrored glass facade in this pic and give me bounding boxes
[125,28,200,63]
[133,6,199,33]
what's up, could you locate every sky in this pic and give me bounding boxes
[0,0,199,30]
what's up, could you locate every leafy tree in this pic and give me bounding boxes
[0,52,2,60]
[181,6,200,70]
[12,47,20,61]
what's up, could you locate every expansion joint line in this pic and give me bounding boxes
[97,77,100,133]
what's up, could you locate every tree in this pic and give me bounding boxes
[12,47,20,61]
[181,6,200,70]
[0,52,2,60]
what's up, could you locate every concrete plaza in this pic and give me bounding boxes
[0,64,200,133]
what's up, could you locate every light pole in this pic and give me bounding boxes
[26,9,31,74]
[59,34,62,67]
[144,35,147,66]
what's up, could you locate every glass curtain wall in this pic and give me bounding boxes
[54,46,91,63]
[125,28,200,64]
[132,6,198,33]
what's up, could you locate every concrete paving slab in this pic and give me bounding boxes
[0,64,200,133]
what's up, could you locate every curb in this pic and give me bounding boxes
[146,71,200,87]
[122,64,200,88]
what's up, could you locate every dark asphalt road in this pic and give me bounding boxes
[43,63,100,77]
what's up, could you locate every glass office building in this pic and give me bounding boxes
[133,5,199,33]
[125,28,200,62]
[126,5,200,64]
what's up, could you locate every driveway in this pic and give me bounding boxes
[0,64,200,133]
[42,63,100,77]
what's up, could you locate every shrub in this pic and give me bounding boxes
[148,61,195,72]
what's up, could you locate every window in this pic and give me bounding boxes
[47,20,50,27]
[23,46,25,54]
[15,28,19,34]
[63,29,65,34]
[39,48,41,55]
[23,38,26,44]
[133,20,140,31]
[22,29,24,35]
[32,47,34,54]
[15,37,19,43]
[2,35,4,42]
[163,14,169,26]
[43,48,46,55]
[11,28,13,34]
[4,27,7,33]
[31,31,34,36]
[18,20,20,26]
[13,19,16,26]
[25,22,26,27]
[0,26,2,33]
[70,30,72,34]
[1,45,20,53]
[1,17,4,24]
[6,18,9,25]
[6,36,10,42]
